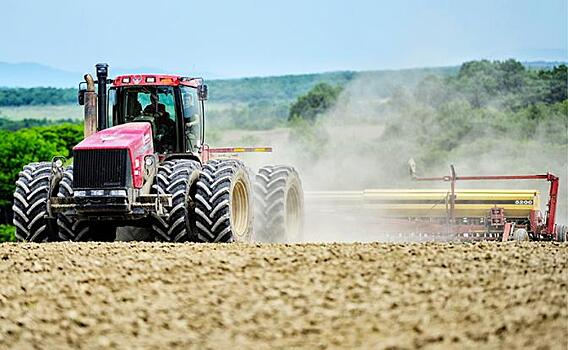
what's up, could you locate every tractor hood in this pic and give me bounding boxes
[74,122,152,151]
[73,122,154,189]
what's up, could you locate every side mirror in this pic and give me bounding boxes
[198,84,208,101]
[78,88,86,105]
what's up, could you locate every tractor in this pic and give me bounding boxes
[13,63,304,243]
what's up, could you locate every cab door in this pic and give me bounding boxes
[179,86,202,152]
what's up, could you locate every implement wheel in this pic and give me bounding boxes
[556,225,567,242]
[254,165,304,243]
[513,228,529,242]
[194,159,253,242]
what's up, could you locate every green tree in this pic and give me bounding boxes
[288,83,343,122]
[0,124,83,207]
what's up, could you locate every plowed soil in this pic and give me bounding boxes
[0,242,565,349]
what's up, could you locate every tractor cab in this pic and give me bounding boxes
[109,75,207,155]
[80,69,207,155]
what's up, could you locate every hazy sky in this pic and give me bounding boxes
[1,0,566,78]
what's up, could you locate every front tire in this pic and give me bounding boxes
[13,162,59,242]
[152,159,201,242]
[194,159,253,242]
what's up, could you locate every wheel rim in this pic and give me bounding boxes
[286,185,302,241]
[231,177,249,240]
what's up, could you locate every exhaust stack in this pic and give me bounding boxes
[83,74,97,138]
[95,63,109,131]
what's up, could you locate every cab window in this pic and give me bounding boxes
[110,86,178,153]
[181,86,201,151]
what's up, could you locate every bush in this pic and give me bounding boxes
[0,123,83,207]
[0,225,16,242]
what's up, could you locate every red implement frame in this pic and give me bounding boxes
[201,144,273,162]
[413,165,559,236]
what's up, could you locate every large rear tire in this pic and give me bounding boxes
[254,165,304,243]
[13,162,59,242]
[194,159,253,242]
[152,159,201,242]
[57,166,116,242]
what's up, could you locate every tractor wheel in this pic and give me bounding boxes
[13,162,59,242]
[254,165,304,243]
[152,159,201,242]
[195,159,253,242]
[57,166,116,242]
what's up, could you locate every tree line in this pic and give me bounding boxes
[0,66,457,107]
[0,117,77,131]
[0,87,76,106]
[287,59,567,186]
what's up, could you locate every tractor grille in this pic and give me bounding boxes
[73,149,129,188]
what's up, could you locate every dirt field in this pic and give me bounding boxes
[0,242,565,349]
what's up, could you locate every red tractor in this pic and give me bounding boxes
[13,63,304,243]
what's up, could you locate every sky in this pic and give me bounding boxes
[1,0,566,78]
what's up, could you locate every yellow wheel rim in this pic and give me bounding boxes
[231,177,249,240]
[286,185,302,240]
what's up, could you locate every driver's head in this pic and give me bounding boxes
[132,100,142,116]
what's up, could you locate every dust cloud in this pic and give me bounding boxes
[235,73,568,243]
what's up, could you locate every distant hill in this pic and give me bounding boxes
[0,61,564,106]
[0,62,79,88]
[208,66,459,103]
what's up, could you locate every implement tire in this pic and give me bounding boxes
[254,165,304,243]
[152,159,201,242]
[556,225,567,242]
[195,159,253,242]
[13,162,59,242]
[513,228,529,242]
[57,166,116,242]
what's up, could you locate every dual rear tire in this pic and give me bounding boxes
[158,159,304,243]
[254,165,304,243]
[194,159,254,242]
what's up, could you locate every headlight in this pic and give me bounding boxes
[144,156,155,167]
[109,190,127,197]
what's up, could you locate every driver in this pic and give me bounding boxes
[143,93,176,153]
[143,93,174,128]
[143,93,165,116]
